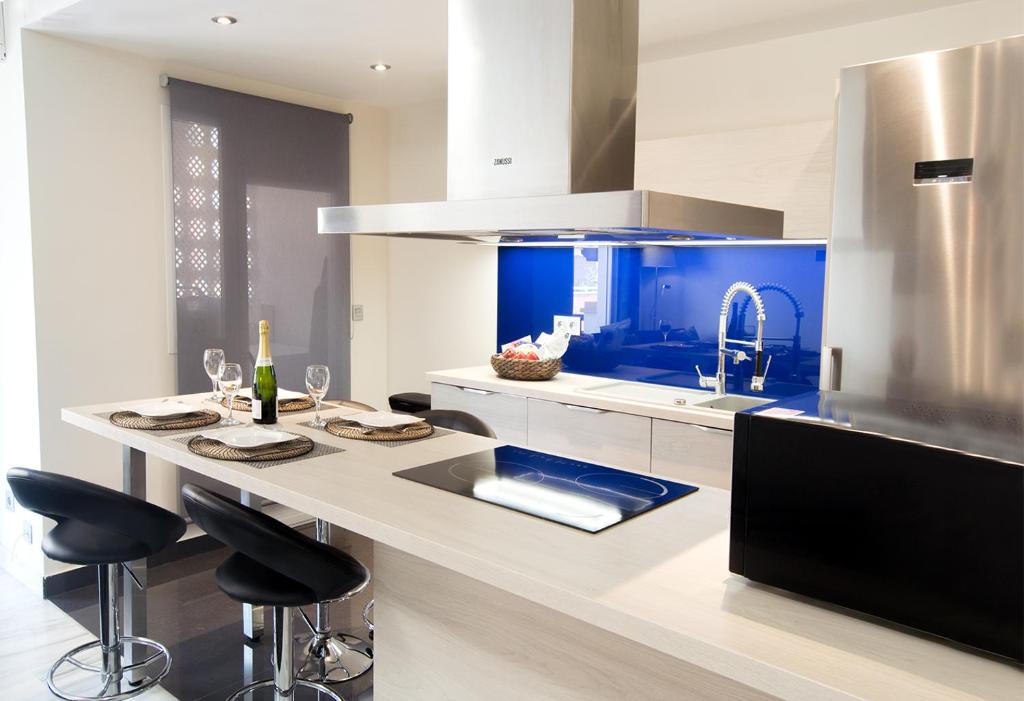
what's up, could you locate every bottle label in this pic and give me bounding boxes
[255,357,273,367]
[252,396,262,420]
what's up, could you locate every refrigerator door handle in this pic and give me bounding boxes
[821,346,843,391]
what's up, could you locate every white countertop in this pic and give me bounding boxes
[64,395,1022,700]
[428,365,740,429]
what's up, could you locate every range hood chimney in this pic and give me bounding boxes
[318,0,783,244]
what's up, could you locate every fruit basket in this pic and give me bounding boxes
[490,354,562,381]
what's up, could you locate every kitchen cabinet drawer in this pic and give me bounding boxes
[431,383,528,445]
[651,419,733,489]
[526,398,651,472]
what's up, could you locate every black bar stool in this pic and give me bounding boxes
[7,467,186,701]
[388,392,430,414]
[415,409,497,438]
[182,484,371,700]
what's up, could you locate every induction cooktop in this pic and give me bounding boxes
[393,445,699,533]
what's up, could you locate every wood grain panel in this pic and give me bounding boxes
[373,544,776,701]
[431,382,528,444]
[526,397,652,472]
[652,418,733,489]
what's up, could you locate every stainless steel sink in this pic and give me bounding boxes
[692,394,773,412]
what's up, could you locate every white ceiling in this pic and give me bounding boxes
[28,0,972,107]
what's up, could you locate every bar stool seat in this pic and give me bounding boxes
[218,551,366,608]
[7,467,185,701]
[44,521,157,565]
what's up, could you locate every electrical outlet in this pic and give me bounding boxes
[553,315,582,337]
[4,488,14,513]
[352,304,364,322]
[21,521,32,545]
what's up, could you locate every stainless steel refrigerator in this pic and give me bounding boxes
[822,35,1023,417]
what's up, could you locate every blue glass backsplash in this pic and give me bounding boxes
[497,244,827,398]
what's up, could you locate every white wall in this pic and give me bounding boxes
[19,31,391,577]
[635,0,1024,236]
[0,0,44,592]
[374,2,1024,387]
[384,99,498,397]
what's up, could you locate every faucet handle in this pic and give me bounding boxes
[751,355,772,392]
[695,365,715,389]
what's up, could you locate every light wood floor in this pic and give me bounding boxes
[0,568,178,701]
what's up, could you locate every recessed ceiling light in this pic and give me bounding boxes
[211,15,237,25]
[370,63,392,72]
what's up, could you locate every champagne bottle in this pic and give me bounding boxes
[252,320,278,424]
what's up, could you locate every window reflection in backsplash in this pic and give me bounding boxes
[497,244,827,398]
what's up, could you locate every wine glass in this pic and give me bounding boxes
[305,365,331,428]
[203,348,225,401]
[218,363,243,426]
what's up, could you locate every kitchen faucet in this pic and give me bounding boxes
[695,282,771,395]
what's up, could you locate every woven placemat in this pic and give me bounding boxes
[186,433,314,462]
[325,418,434,442]
[109,410,222,431]
[221,396,316,413]
[303,420,452,448]
[172,433,344,468]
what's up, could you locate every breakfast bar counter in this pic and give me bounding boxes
[63,394,1022,700]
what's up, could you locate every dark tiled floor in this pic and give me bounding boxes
[50,526,374,701]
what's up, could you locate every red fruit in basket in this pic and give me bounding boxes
[502,348,517,359]
[525,351,540,361]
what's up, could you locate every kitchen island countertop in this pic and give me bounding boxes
[63,395,1022,700]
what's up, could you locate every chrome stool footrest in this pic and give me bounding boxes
[47,636,172,701]
[227,678,345,700]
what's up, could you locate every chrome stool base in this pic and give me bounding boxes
[47,636,171,701]
[226,678,345,701]
[296,518,374,685]
[297,631,373,683]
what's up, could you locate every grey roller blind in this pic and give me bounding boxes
[169,79,351,400]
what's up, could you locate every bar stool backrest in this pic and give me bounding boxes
[414,410,496,438]
[181,484,366,602]
[7,467,185,553]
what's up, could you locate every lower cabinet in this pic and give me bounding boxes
[431,383,528,445]
[526,398,651,472]
[431,382,734,487]
[651,419,733,489]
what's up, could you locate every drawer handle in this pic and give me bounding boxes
[693,424,731,434]
[459,387,494,396]
[562,403,607,414]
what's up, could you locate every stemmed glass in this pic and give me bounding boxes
[218,363,243,426]
[203,348,225,401]
[305,365,331,428]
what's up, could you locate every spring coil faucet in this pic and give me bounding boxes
[696,281,772,395]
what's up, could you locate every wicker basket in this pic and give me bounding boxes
[490,354,561,381]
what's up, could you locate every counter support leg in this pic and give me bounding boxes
[240,490,265,642]
[121,445,147,684]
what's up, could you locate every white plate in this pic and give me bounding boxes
[344,411,425,429]
[199,426,299,449]
[237,388,308,401]
[131,401,200,419]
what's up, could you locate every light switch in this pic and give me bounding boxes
[352,304,364,322]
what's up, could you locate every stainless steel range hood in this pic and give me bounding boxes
[318,0,783,243]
